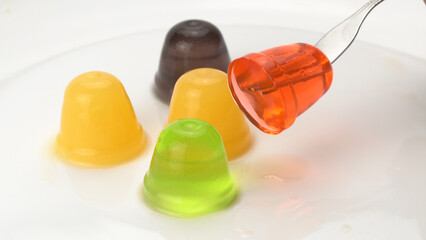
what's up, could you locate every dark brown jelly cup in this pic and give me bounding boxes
[154,19,231,103]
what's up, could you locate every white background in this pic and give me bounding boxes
[0,0,425,81]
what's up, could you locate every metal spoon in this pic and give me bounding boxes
[315,0,386,64]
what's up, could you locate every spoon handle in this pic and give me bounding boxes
[315,0,385,64]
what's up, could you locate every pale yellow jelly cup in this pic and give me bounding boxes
[167,68,252,160]
[55,71,145,167]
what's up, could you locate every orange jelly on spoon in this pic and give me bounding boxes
[228,43,333,135]
[227,0,387,135]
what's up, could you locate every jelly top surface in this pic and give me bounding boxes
[154,118,226,165]
[162,19,229,59]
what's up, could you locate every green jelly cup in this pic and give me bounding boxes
[143,118,237,217]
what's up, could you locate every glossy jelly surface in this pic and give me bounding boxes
[154,19,230,103]
[167,68,252,159]
[56,71,145,167]
[143,119,236,217]
[228,43,333,135]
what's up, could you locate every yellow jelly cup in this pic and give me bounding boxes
[55,71,145,167]
[167,68,252,159]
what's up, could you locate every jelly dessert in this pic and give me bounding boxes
[143,119,236,217]
[154,19,231,103]
[55,71,145,167]
[228,43,333,135]
[167,68,252,159]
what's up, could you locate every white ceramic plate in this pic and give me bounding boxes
[0,25,425,240]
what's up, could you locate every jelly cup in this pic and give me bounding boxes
[143,119,236,217]
[154,19,230,103]
[167,68,252,159]
[228,43,333,135]
[55,71,145,167]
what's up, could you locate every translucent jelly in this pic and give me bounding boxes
[228,43,333,135]
[154,19,230,103]
[56,71,145,167]
[167,68,252,159]
[143,119,236,217]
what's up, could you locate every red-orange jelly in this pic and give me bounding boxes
[228,43,333,135]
